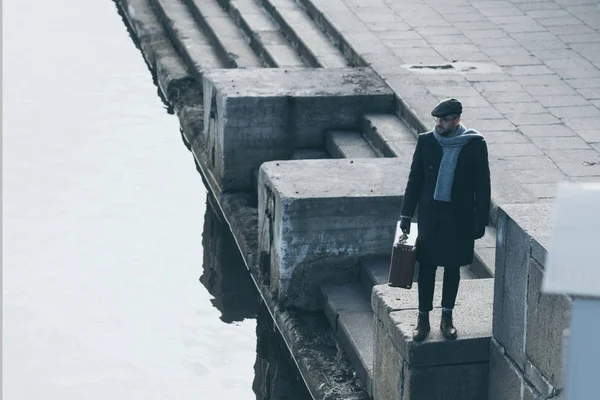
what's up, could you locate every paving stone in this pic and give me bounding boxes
[513,165,567,184]
[482,130,529,144]
[463,29,512,40]
[470,37,521,48]
[559,33,600,44]
[547,24,597,35]
[463,73,515,83]
[365,21,411,31]
[530,136,591,150]
[545,149,600,164]
[375,30,423,40]
[575,130,600,143]
[415,26,462,36]
[487,91,537,103]
[521,182,558,199]
[515,1,561,12]
[567,78,600,90]
[494,102,546,114]
[458,21,500,31]
[462,106,504,120]
[470,118,517,132]
[512,74,563,86]
[537,16,584,27]
[518,124,577,137]
[426,84,481,98]
[526,85,579,97]
[475,81,524,92]
[504,65,554,76]
[556,162,600,177]
[488,142,543,157]
[529,48,581,60]
[576,89,600,100]
[504,113,561,126]
[549,106,600,119]
[563,117,599,132]
[525,9,572,18]
[491,155,556,171]
[532,94,589,108]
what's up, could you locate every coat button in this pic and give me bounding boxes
[429,165,433,169]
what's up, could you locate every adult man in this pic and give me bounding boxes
[399,98,491,342]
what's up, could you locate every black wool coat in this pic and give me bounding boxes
[400,131,491,267]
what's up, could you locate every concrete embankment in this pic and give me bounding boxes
[116,0,588,398]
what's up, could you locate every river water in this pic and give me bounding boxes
[3,1,308,399]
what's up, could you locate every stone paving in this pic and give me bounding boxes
[307,0,600,201]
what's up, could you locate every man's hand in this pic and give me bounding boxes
[400,217,411,235]
[474,225,486,240]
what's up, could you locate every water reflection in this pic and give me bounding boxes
[200,194,259,323]
[201,194,311,400]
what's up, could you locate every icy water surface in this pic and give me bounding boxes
[2,0,309,399]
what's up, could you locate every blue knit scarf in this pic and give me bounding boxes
[432,124,483,202]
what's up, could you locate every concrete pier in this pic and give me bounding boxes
[116,0,599,398]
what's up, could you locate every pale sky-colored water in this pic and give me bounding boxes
[2,1,258,398]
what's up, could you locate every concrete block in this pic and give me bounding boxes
[488,340,524,400]
[203,68,394,192]
[258,158,407,309]
[493,208,531,369]
[526,259,570,390]
[373,279,494,367]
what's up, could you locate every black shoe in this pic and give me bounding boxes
[412,312,430,342]
[440,310,458,340]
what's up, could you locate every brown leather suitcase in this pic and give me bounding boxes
[388,221,418,289]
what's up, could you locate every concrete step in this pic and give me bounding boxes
[227,0,307,68]
[291,148,330,159]
[151,0,226,80]
[258,0,348,68]
[362,113,417,159]
[319,282,374,396]
[183,0,264,68]
[325,130,378,159]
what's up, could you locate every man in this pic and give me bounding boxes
[399,98,491,342]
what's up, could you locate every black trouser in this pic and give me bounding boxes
[418,263,460,312]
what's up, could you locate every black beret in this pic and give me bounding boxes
[431,98,463,117]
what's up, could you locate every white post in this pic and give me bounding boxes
[544,182,600,399]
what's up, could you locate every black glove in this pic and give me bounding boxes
[400,217,411,235]
[474,225,486,240]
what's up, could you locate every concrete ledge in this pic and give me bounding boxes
[258,158,408,309]
[372,279,494,367]
[203,67,394,192]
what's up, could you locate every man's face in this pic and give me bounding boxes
[434,115,460,136]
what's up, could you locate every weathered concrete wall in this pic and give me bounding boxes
[490,204,569,400]
[202,67,395,193]
[372,279,494,400]
[258,158,409,309]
